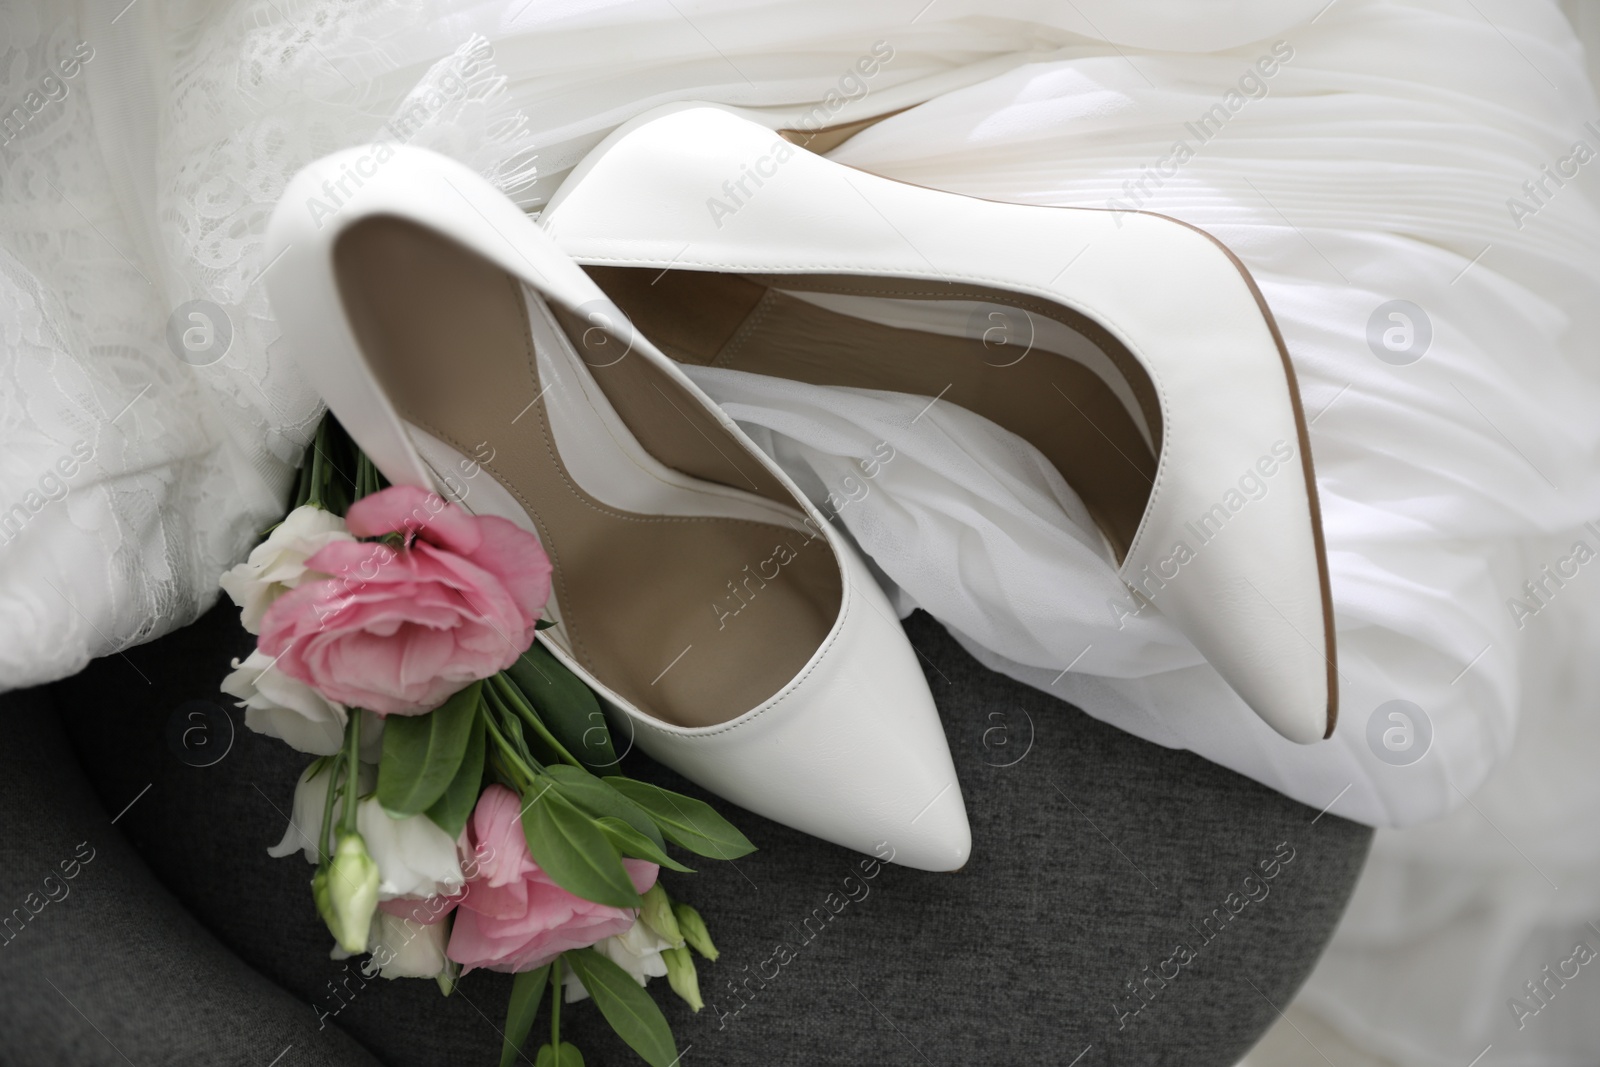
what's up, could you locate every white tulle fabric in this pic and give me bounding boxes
[2,1,1597,1063]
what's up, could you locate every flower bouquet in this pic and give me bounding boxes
[219,414,752,1066]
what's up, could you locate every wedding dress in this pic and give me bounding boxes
[2,0,1597,1063]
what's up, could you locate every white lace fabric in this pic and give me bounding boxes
[0,2,542,689]
[2,3,1598,1062]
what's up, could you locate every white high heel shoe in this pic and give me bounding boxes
[541,103,1337,744]
[264,145,970,870]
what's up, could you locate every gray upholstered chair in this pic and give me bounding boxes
[0,608,1369,1066]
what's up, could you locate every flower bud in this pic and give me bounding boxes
[662,945,703,1012]
[639,884,681,945]
[673,903,717,961]
[435,960,459,998]
[325,831,380,953]
[503,710,528,750]
[312,867,335,930]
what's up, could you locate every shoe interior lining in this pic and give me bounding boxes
[332,217,840,727]
[584,266,1162,563]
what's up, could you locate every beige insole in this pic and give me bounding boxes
[584,267,1161,562]
[333,219,839,727]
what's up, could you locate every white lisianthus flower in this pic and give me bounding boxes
[268,760,375,862]
[222,649,384,759]
[364,911,452,980]
[268,764,464,902]
[219,504,353,633]
[356,796,465,901]
[563,917,673,1003]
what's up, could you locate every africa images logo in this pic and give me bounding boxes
[705,41,895,229]
[1108,440,1297,630]
[1105,41,1294,226]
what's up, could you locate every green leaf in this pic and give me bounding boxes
[534,1044,584,1067]
[594,817,694,873]
[378,682,482,816]
[499,964,550,1067]
[542,766,664,850]
[535,619,558,631]
[521,778,642,908]
[506,644,617,772]
[563,948,678,1067]
[425,706,485,839]
[604,778,756,860]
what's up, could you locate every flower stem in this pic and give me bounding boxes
[354,451,374,500]
[317,751,344,866]
[483,682,550,771]
[491,673,581,769]
[291,449,314,511]
[307,426,326,511]
[340,710,362,837]
[480,697,539,788]
[550,955,563,1049]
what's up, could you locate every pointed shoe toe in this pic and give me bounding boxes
[609,542,972,873]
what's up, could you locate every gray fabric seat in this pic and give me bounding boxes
[0,607,1370,1066]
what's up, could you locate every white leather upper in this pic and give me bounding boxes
[542,104,1335,744]
[264,143,971,869]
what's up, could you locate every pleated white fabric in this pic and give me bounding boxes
[2,1,1597,1062]
[676,2,1600,836]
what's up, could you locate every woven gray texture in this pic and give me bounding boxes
[1,606,1370,1066]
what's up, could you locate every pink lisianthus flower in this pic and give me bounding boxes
[258,486,551,716]
[448,786,658,974]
